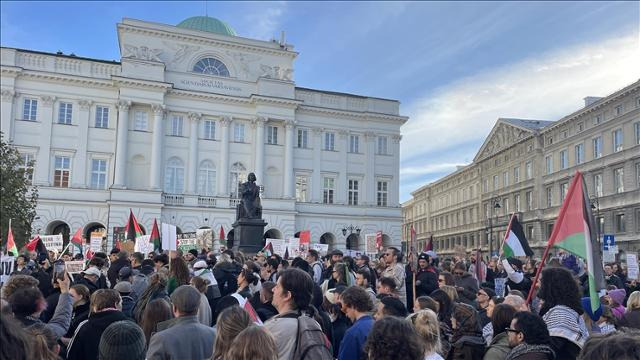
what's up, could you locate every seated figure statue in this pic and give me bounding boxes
[237,172,262,220]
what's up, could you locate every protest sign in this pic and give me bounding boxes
[135,235,153,254]
[627,253,639,280]
[311,243,329,256]
[196,228,213,250]
[365,233,377,254]
[161,223,177,251]
[287,238,301,258]
[177,232,198,252]
[1,256,15,284]
[494,277,507,297]
[90,232,103,253]
[65,260,85,274]
[41,235,63,252]
[112,227,125,250]
[265,239,287,257]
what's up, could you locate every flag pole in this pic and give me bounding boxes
[525,237,553,306]
[6,218,11,255]
[56,242,72,261]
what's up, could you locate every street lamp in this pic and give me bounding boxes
[487,197,501,256]
[590,196,602,247]
[341,225,361,237]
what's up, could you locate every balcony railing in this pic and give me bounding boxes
[163,193,184,205]
[197,196,216,207]
[229,199,241,208]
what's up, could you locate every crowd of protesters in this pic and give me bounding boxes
[1,243,639,360]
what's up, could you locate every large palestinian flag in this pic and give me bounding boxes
[501,215,534,257]
[546,171,605,312]
[124,209,144,248]
[150,219,161,252]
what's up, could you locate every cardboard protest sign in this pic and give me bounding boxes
[1,256,15,284]
[265,239,286,257]
[135,235,153,254]
[177,232,198,252]
[161,223,177,251]
[627,254,639,280]
[311,243,329,256]
[65,261,85,274]
[41,235,63,252]
[365,233,377,254]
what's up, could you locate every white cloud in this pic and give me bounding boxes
[243,2,287,40]
[401,162,468,177]
[400,34,640,165]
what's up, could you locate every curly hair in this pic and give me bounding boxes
[538,267,583,316]
[1,275,39,299]
[364,316,424,360]
[578,328,640,360]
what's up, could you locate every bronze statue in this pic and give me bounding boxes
[237,173,262,220]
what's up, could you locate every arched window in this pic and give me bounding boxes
[229,162,246,198]
[164,157,184,194]
[192,58,230,77]
[198,160,216,196]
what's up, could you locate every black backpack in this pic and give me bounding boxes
[285,313,333,360]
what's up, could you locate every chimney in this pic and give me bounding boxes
[584,96,603,107]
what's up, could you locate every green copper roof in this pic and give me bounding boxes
[176,16,236,36]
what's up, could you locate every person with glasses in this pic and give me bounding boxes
[505,312,555,360]
[452,262,478,306]
[381,247,407,306]
[438,272,455,287]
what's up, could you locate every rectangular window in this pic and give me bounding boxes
[348,179,359,205]
[58,102,72,124]
[23,98,38,121]
[614,167,624,193]
[615,214,626,233]
[324,132,335,151]
[592,174,602,197]
[377,181,388,207]
[197,166,216,196]
[560,182,568,201]
[95,106,109,128]
[267,125,278,145]
[503,172,509,187]
[635,122,640,145]
[295,175,308,202]
[615,105,623,116]
[504,198,510,215]
[593,137,602,159]
[493,175,499,190]
[323,177,335,204]
[526,161,532,179]
[560,150,568,169]
[594,114,602,125]
[527,225,534,241]
[134,111,148,131]
[171,115,183,136]
[297,129,309,148]
[546,223,554,240]
[377,136,388,155]
[514,166,520,183]
[234,123,245,142]
[203,120,215,140]
[636,163,640,188]
[18,153,35,184]
[483,179,489,193]
[545,156,553,174]
[613,129,623,152]
[515,194,521,212]
[53,156,71,188]
[546,187,553,207]
[596,216,604,236]
[577,122,584,132]
[349,135,359,153]
[575,143,584,165]
[90,159,107,189]
[526,191,533,211]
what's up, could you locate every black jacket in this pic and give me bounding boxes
[32,267,53,298]
[41,288,61,323]
[66,310,130,360]
[213,262,241,297]
[74,276,99,294]
[415,267,439,298]
[107,257,129,288]
[66,302,91,338]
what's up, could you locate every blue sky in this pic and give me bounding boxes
[2,1,639,202]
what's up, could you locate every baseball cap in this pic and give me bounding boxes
[83,267,102,277]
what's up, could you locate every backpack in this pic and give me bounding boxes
[292,314,333,360]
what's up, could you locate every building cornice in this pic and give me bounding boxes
[18,69,115,89]
[297,105,409,124]
[250,94,302,109]
[167,88,252,105]
[0,66,23,78]
[112,76,173,91]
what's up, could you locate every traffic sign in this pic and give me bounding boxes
[603,234,615,251]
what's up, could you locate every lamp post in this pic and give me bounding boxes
[341,225,361,250]
[590,196,602,249]
[487,197,501,256]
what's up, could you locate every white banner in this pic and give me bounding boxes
[627,253,639,280]
[265,238,287,257]
[365,233,377,254]
[41,234,63,252]
[65,260,85,274]
[90,236,102,253]
[161,223,177,251]
[287,238,301,258]
[135,235,154,255]
[310,243,329,256]
[1,256,15,284]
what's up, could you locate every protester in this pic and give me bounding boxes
[213,306,252,360]
[377,276,397,297]
[448,302,485,359]
[619,290,640,329]
[107,250,129,288]
[453,262,478,305]
[374,296,408,319]
[364,316,425,360]
[139,298,172,349]
[501,258,532,298]
[414,295,440,313]
[538,267,589,359]
[192,259,221,318]
[410,309,444,360]
[132,272,170,323]
[441,285,460,303]
[503,294,528,312]
[75,267,102,294]
[605,288,627,321]
[256,281,278,322]
[431,288,454,328]
[338,286,374,360]
[98,320,146,360]
[577,328,640,360]
[61,284,91,345]
[215,252,242,296]
[381,247,407,306]
[25,323,60,360]
[114,281,135,318]
[439,271,456,287]
[1,274,39,300]
[189,276,212,326]
[226,325,278,360]
[476,287,496,327]
[604,263,625,289]
[416,253,439,298]
[66,289,129,360]
[236,268,258,299]
[153,253,169,272]
[0,314,33,360]
[325,285,351,357]
[167,256,190,295]
[306,249,324,284]
[355,254,377,287]
[483,303,517,360]
[146,285,217,359]
[505,311,555,360]
[482,296,505,344]
[355,268,377,304]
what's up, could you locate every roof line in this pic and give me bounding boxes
[295,86,399,102]
[1,46,121,65]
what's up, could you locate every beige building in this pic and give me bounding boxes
[403,80,640,258]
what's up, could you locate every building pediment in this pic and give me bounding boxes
[473,119,537,162]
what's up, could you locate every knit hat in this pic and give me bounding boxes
[188,249,199,258]
[114,281,132,294]
[118,266,132,279]
[581,297,603,322]
[608,288,626,306]
[418,253,429,261]
[481,287,496,298]
[98,320,146,360]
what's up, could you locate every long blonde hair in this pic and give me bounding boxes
[627,291,640,312]
[226,326,278,360]
[410,309,442,356]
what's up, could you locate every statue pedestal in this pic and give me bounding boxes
[232,218,267,255]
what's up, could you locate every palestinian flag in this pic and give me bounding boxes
[547,171,605,312]
[219,226,225,242]
[424,235,433,252]
[124,209,144,244]
[70,228,84,253]
[501,215,534,257]
[25,235,47,254]
[260,241,274,257]
[6,222,17,256]
[150,219,161,252]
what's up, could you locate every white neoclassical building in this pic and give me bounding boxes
[0,16,407,251]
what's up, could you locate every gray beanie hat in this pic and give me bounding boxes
[98,320,146,360]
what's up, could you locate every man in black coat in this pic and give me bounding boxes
[415,253,439,298]
[107,249,129,289]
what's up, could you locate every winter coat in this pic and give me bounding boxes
[107,257,129,288]
[15,292,72,340]
[213,261,241,296]
[455,273,479,305]
[65,302,90,338]
[147,315,217,360]
[66,310,130,360]
[41,288,61,323]
[416,266,439,298]
[483,332,511,360]
[504,344,555,360]
[447,334,486,360]
[74,276,99,294]
[619,309,640,330]
[121,295,135,319]
[32,267,53,298]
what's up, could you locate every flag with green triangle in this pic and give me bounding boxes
[150,219,161,252]
[70,228,84,253]
[546,171,605,312]
[501,215,534,258]
[124,209,144,247]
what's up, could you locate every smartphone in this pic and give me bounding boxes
[53,260,65,280]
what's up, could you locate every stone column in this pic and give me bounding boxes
[283,119,296,199]
[364,131,376,205]
[72,99,92,188]
[149,104,165,191]
[252,116,267,187]
[391,134,402,206]
[113,100,131,188]
[187,112,201,194]
[337,130,349,204]
[0,90,15,142]
[34,95,56,186]
[311,127,323,202]
[218,116,231,197]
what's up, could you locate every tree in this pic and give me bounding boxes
[0,132,38,250]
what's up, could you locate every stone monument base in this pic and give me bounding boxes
[232,218,267,255]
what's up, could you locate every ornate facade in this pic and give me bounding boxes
[1,17,407,250]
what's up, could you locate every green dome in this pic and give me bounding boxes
[176,16,236,36]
